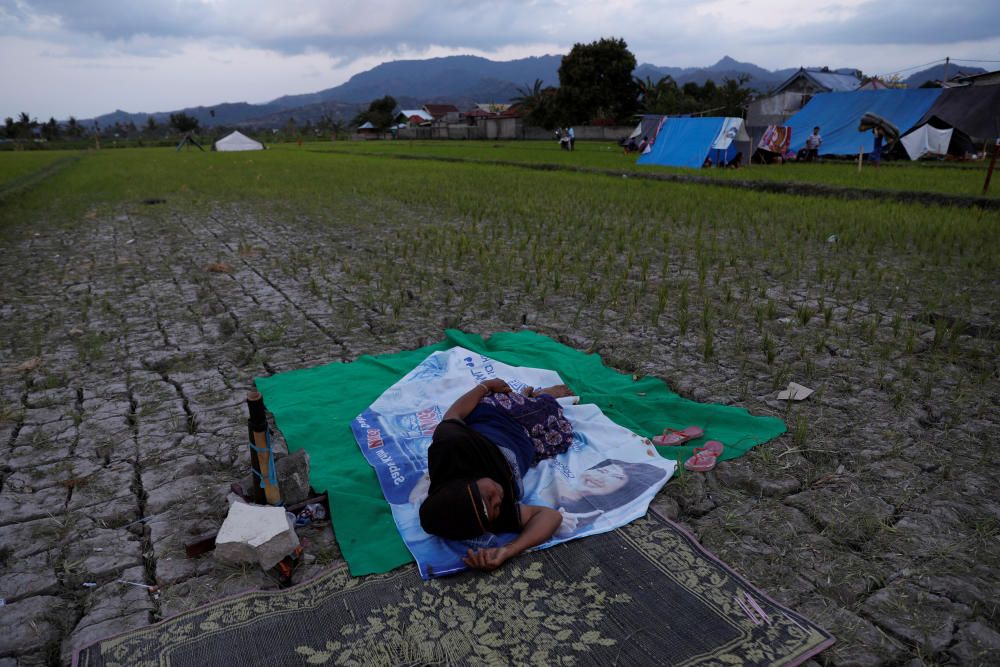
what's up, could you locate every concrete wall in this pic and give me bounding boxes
[388,122,635,141]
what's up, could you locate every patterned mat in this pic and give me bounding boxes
[75,510,833,666]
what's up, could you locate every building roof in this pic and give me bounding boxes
[399,109,433,122]
[773,68,862,94]
[952,69,1000,86]
[423,104,460,117]
[475,103,511,113]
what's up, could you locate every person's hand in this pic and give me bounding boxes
[480,379,512,394]
[463,546,513,571]
[555,508,602,538]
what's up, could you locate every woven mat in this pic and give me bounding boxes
[75,510,832,666]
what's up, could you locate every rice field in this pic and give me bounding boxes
[1,144,998,665]
[319,139,998,198]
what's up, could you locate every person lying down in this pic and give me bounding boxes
[418,378,666,572]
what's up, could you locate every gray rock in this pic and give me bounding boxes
[214,502,299,569]
[276,449,311,506]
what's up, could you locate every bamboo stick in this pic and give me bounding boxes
[247,390,282,506]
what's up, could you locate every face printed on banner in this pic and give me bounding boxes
[578,463,627,496]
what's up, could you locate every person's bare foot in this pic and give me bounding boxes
[526,384,574,398]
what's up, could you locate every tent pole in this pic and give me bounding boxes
[984,140,998,196]
[858,146,864,173]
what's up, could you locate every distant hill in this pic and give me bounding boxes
[904,63,987,88]
[83,53,879,130]
[269,55,562,108]
[634,56,799,91]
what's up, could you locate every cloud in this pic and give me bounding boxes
[778,0,1000,46]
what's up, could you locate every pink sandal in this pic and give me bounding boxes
[684,445,721,472]
[653,426,704,447]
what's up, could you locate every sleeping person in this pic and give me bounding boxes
[418,378,577,571]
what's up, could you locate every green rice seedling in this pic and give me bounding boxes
[762,332,777,365]
[677,283,690,336]
[796,304,813,326]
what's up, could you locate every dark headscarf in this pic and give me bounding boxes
[419,419,519,540]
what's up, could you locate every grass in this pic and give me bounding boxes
[0,149,78,188]
[315,139,998,198]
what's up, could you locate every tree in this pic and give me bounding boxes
[351,95,397,131]
[637,75,683,115]
[513,79,561,130]
[41,117,60,141]
[714,76,752,117]
[169,112,200,134]
[66,116,82,138]
[557,37,639,125]
[145,117,157,136]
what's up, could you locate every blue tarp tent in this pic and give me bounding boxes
[786,89,942,155]
[637,117,743,169]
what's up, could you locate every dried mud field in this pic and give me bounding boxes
[1,151,999,665]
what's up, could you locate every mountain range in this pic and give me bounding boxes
[85,55,985,130]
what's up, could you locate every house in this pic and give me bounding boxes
[422,104,461,123]
[396,109,433,126]
[771,67,863,95]
[951,69,1000,87]
[747,67,863,132]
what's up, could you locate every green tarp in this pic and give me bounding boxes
[256,330,786,575]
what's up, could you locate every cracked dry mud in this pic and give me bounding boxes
[0,200,998,666]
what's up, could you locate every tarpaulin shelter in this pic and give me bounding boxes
[913,86,1000,142]
[213,131,264,152]
[785,89,942,155]
[896,116,975,160]
[637,117,749,169]
[900,124,953,160]
[629,115,668,144]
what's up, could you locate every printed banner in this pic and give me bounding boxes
[351,347,676,579]
[758,125,792,154]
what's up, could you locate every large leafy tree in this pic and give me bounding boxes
[169,112,199,134]
[557,37,639,125]
[352,95,397,131]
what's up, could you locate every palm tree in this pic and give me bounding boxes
[513,79,546,115]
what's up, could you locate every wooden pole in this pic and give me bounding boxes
[247,390,282,506]
[983,141,998,196]
[858,146,864,172]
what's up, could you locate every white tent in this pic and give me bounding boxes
[214,131,264,152]
[901,125,953,160]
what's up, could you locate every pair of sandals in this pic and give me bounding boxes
[652,425,724,472]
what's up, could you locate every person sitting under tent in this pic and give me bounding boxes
[802,127,822,162]
[726,152,743,169]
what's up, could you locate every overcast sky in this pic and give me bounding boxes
[2,0,998,120]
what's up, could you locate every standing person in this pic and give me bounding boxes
[871,127,883,167]
[804,126,822,162]
[567,126,575,151]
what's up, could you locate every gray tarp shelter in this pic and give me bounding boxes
[913,86,1000,143]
